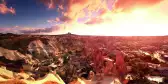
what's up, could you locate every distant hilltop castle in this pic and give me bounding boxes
[64,32,77,37]
[67,32,71,35]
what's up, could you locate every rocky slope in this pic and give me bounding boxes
[0,33,168,83]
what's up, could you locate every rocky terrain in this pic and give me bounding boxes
[0,33,168,84]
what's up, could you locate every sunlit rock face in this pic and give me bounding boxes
[28,40,51,60]
[0,47,26,60]
[0,47,33,65]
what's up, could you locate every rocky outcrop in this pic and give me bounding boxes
[23,73,65,84]
[0,47,27,61]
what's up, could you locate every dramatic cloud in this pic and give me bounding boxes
[0,0,16,14]
[113,0,163,12]
[41,0,107,23]
[84,0,164,25]
[42,0,164,25]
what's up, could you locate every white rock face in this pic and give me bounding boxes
[28,40,49,58]
[28,40,60,60]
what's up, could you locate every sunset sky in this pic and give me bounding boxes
[0,0,168,36]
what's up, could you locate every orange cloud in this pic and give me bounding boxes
[0,0,16,14]
[113,0,163,12]
[85,17,104,25]
[84,0,164,25]
[41,0,163,23]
